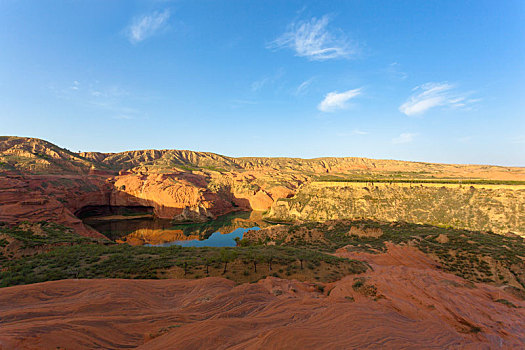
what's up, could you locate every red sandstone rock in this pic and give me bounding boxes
[0,245,524,349]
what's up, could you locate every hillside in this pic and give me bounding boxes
[267,181,525,235]
[1,136,525,236]
[3,136,525,180]
[0,136,98,174]
[1,137,525,349]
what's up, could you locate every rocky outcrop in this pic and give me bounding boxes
[266,182,525,236]
[1,246,524,349]
[111,172,236,221]
[0,176,105,238]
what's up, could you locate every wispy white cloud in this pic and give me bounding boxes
[399,82,480,116]
[317,88,362,112]
[251,69,284,92]
[89,85,129,99]
[392,132,416,144]
[251,77,270,92]
[386,62,407,80]
[126,10,170,43]
[294,78,314,96]
[268,15,356,61]
[336,129,369,137]
[112,114,135,120]
[50,80,146,120]
[352,129,368,135]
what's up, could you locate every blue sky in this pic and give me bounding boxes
[1,0,524,165]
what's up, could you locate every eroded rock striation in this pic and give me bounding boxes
[0,245,524,349]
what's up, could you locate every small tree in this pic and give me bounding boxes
[220,249,237,275]
[263,248,276,272]
[244,249,259,273]
[202,255,216,276]
[298,252,306,270]
[179,259,194,277]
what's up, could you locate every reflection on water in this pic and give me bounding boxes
[85,211,267,247]
[149,227,260,247]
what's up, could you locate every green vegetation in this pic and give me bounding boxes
[201,165,227,173]
[176,164,199,172]
[352,277,379,299]
[314,175,525,186]
[495,298,518,308]
[0,222,99,249]
[253,220,525,288]
[0,244,365,288]
[268,182,525,235]
[0,223,366,288]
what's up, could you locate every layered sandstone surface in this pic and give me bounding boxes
[0,175,105,238]
[0,244,523,349]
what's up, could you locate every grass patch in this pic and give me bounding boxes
[250,220,525,288]
[0,224,367,288]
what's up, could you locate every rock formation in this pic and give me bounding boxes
[266,182,525,236]
[1,244,524,349]
[1,136,525,238]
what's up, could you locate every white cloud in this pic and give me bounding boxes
[294,78,314,96]
[352,129,368,135]
[126,10,170,43]
[386,62,407,80]
[268,15,356,61]
[250,69,284,92]
[251,77,270,92]
[70,81,80,90]
[392,133,416,144]
[399,82,479,116]
[317,88,362,112]
[113,115,134,120]
[336,129,369,137]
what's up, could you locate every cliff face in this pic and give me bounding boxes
[266,182,525,236]
[110,172,235,220]
[0,175,106,238]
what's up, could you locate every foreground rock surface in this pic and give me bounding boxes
[0,245,523,350]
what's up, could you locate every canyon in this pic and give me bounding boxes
[1,136,524,237]
[1,136,525,349]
